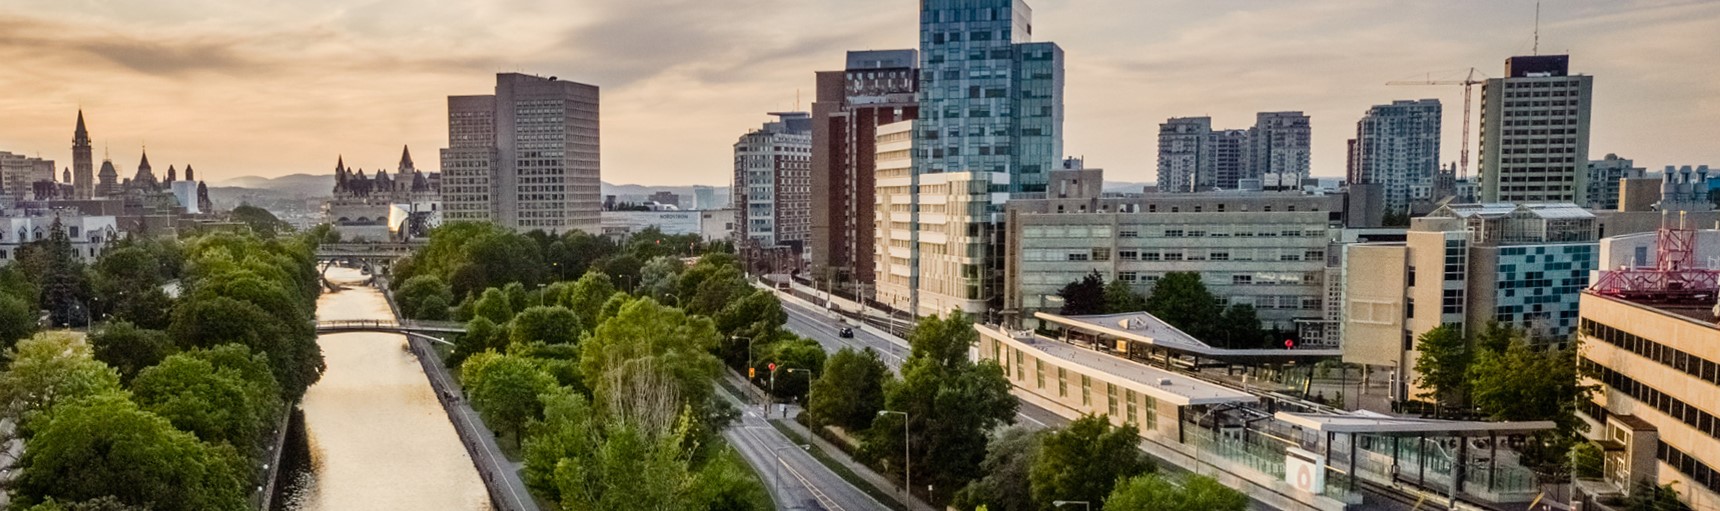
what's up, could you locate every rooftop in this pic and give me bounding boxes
[1034,312,1342,361]
[1276,411,1555,437]
[978,324,1256,406]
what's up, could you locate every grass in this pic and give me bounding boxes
[766,419,908,511]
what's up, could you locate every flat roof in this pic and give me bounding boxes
[1275,412,1556,436]
[1035,312,1342,360]
[978,325,1256,407]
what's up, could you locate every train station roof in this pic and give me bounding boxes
[1034,312,1342,362]
[1274,411,1557,437]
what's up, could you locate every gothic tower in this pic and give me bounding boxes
[72,110,93,199]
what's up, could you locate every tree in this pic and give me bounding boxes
[18,218,89,327]
[1218,304,1266,349]
[131,347,279,450]
[473,287,516,325]
[864,312,1018,504]
[687,266,752,316]
[10,393,248,511]
[510,306,583,347]
[450,316,505,367]
[761,336,825,401]
[1105,473,1248,511]
[416,294,452,321]
[0,292,38,350]
[0,332,124,428]
[1412,324,1470,413]
[1056,271,1106,316]
[579,298,723,421]
[395,275,453,321]
[1030,414,1153,508]
[88,322,176,383]
[1469,338,1592,478]
[1103,278,1146,314]
[713,290,787,367]
[462,352,558,447]
[168,295,319,402]
[1144,272,1223,340]
[230,204,290,238]
[602,255,643,292]
[596,291,632,326]
[952,426,1043,511]
[638,256,685,303]
[1623,481,1693,511]
[564,272,618,328]
[807,347,890,431]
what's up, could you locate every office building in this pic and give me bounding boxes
[875,119,1008,317]
[810,49,920,286]
[1342,203,1599,405]
[1478,55,1595,203]
[1248,112,1313,184]
[1577,226,1720,509]
[1156,117,1212,193]
[0,152,54,200]
[874,121,917,311]
[734,112,813,252]
[439,73,601,233]
[1349,100,1442,213]
[914,0,1064,193]
[1585,154,1645,210]
[1005,168,1370,333]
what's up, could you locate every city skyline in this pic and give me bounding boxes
[0,0,1716,186]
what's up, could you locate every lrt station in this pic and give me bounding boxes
[975,311,1555,511]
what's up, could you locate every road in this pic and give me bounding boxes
[717,379,887,511]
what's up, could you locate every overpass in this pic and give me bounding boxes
[314,319,465,345]
[315,243,420,261]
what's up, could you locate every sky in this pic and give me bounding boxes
[0,0,1716,187]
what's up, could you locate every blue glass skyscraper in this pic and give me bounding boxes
[915,0,1063,194]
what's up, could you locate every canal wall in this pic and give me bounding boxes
[255,401,296,510]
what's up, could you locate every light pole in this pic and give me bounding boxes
[786,367,817,413]
[1052,501,1090,510]
[773,444,810,494]
[734,336,757,377]
[665,293,680,308]
[878,410,910,505]
[535,283,547,307]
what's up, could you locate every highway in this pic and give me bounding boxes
[716,377,888,511]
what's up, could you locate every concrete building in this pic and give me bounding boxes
[0,208,118,265]
[809,49,919,286]
[914,0,1064,194]
[439,73,601,233]
[1587,154,1646,210]
[1248,112,1313,185]
[0,152,54,201]
[600,210,701,238]
[1158,114,1308,193]
[1005,168,1374,334]
[734,112,813,253]
[699,208,736,242]
[874,121,917,312]
[1577,226,1720,509]
[1478,55,1595,204]
[1349,100,1442,213]
[1341,203,1599,405]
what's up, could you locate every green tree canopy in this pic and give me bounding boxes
[473,287,517,325]
[1412,324,1470,412]
[131,345,280,451]
[11,393,247,511]
[761,336,826,401]
[1144,272,1224,340]
[395,275,454,321]
[230,204,290,238]
[1057,271,1106,316]
[1030,414,1154,508]
[0,292,39,351]
[564,271,618,328]
[1103,278,1146,314]
[807,347,891,431]
[462,351,559,446]
[579,298,722,419]
[88,322,175,383]
[952,426,1043,511]
[0,332,124,429]
[510,306,583,347]
[1105,473,1249,511]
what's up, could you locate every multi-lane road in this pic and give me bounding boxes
[717,381,886,511]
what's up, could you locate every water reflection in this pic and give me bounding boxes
[277,267,489,511]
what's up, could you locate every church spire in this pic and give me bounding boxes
[399,145,414,172]
[74,110,89,144]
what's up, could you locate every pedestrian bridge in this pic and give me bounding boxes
[314,319,466,335]
[315,243,420,261]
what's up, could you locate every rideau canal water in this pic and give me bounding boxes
[274,267,489,510]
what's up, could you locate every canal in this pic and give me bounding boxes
[275,267,489,510]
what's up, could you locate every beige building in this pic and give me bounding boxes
[873,120,1010,317]
[439,73,602,234]
[873,121,916,312]
[1575,227,1720,509]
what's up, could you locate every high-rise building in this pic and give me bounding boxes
[691,185,718,210]
[1156,117,1211,193]
[72,110,92,199]
[1586,154,1646,210]
[439,73,601,233]
[734,112,813,252]
[810,50,920,286]
[0,152,53,200]
[1349,100,1442,213]
[874,120,917,311]
[1479,55,1594,203]
[914,0,1063,193]
[1211,129,1248,190]
[1247,111,1312,184]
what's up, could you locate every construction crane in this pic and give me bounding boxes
[1386,68,1486,181]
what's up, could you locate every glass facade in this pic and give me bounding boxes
[915,0,1063,194]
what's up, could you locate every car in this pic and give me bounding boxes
[838,327,854,338]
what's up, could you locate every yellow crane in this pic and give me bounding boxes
[1386,68,1486,181]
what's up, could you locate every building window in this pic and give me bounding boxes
[1119,250,1138,261]
[1036,359,1044,389]
[1142,395,1158,431]
[1092,249,1111,261]
[1125,389,1138,425]
[1107,383,1119,416]
[1058,367,1067,397]
[1081,375,1091,407]
[1119,272,1139,282]
[1119,230,1139,238]
[1014,349,1024,380]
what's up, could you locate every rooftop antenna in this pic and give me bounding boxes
[1533,1,1541,55]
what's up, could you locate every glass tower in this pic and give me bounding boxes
[915,0,1063,194]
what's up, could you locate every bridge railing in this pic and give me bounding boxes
[313,319,465,332]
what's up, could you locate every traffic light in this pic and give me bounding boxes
[749,367,756,379]
[768,362,777,372]
[1284,339,1295,349]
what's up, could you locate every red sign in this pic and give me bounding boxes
[768,363,777,372]
[1284,339,1295,349]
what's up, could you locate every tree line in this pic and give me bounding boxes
[0,224,326,510]
[1055,271,1278,349]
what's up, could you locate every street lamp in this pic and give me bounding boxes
[878,410,910,504]
[785,367,817,413]
[665,293,681,308]
[773,444,810,494]
[1052,501,1090,510]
